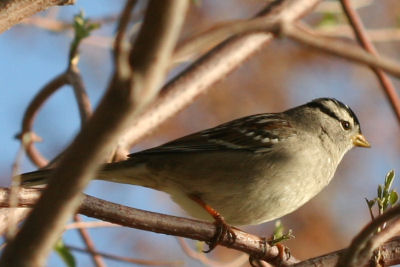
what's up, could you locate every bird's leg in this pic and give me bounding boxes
[189,194,236,252]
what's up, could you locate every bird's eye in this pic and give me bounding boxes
[341,120,351,130]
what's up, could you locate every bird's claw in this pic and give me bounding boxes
[204,216,236,253]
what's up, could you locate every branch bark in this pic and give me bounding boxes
[337,205,400,267]
[0,1,188,266]
[2,187,400,267]
[120,0,321,151]
[18,73,69,167]
[73,215,106,267]
[282,23,400,78]
[0,0,75,33]
[0,187,297,266]
[339,0,400,125]
[292,237,400,267]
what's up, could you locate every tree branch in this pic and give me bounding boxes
[337,205,400,266]
[17,73,69,167]
[120,0,321,151]
[66,245,180,266]
[113,0,137,82]
[292,237,400,267]
[339,0,400,125]
[282,23,400,78]
[73,215,106,267]
[2,187,400,267]
[0,1,188,266]
[0,187,297,266]
[0,0,75,33]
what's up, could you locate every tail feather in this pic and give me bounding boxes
[18,158,153,188]
[19,169,53,186]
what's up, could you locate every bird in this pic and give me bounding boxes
[20,98,369,230]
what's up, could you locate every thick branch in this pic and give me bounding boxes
[0,208,30,235]
[0,187,296,266]
[292,237,400,267]
[0,1,188,266]
[121,0,321,150]
[0,0,75,33]
[128,0,187,108]
[2,188,400,267]
[337,205,400,267]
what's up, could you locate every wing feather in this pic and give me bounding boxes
[130,113,296,156]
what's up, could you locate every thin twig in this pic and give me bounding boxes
[313,26,400,43]
[73,215,106,267]
[65,221,120,230]
[339,0,400,124]
[282,23,400,78]
[22,16,113,48]
[66,12,95,125]
[67,70,92,125]
[23,16,70,31]
[22,13,121,33]
[67,51,92,125]
[114,0,137,79]
[66,245,182,266]
[18,73,69,167]
[177,238,249,267]
[19,13,95,168]
[315,0,373,13]
[114,0,137,60]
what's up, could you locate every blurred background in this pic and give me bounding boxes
[1,0,400,266]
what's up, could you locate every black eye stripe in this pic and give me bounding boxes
[306,98,360,128]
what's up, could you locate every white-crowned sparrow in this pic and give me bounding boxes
[21,98,370,227]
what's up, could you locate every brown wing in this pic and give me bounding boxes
[130,113,296,156]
